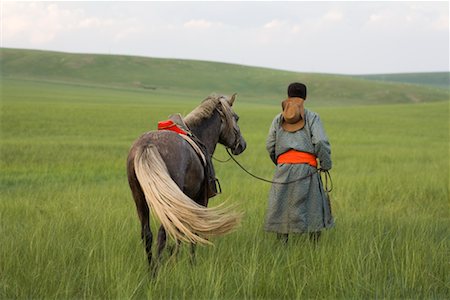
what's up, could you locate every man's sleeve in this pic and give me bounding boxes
[266,117,278,165]
[310,115,332,170]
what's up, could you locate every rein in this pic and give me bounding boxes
[222,148,333,192]
[212,156,232,163]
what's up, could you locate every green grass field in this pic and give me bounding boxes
[1,50,449,299]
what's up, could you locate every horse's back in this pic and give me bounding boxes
[128,130,204,197]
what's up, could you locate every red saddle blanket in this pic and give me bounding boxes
[157,120,188,135]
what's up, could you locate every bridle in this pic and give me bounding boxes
[228,125,242,154]
[216,101,242,154]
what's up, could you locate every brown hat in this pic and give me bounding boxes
[281,97,305,132]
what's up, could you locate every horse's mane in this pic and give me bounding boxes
[184,94,234,137]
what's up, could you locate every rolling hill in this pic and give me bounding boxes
[355,72,449,90]
[1,48,449,106]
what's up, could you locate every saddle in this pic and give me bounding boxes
[158,114,220,200]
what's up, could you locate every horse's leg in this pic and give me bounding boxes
[166,238,182,257]
[128,164,154,272]
[132,192,154,273]
[156,168,183,261]
[189,190,208,265]
[173,239,182,257]
[136,201,153,269]
[190,243,197,265]
[158,227,184,261]
[141,215,153,269]
[157,225,167,260]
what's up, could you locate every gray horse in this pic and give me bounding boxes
[127,94,246,270]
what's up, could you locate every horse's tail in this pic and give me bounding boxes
[133,144,241,245]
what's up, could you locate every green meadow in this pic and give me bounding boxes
[1,49,449,299]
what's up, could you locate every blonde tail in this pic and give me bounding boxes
[134,144,241,245]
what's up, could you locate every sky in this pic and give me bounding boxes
[1,1,449,75]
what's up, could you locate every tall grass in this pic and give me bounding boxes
[1,79,448,298]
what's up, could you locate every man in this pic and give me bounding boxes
[264,82,334,244]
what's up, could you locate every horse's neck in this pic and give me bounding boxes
[187,112,221,156]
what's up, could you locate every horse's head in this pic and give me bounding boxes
[217,94,247,155]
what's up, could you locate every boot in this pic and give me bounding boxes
[309,231,321,244]
[277,233,289,244]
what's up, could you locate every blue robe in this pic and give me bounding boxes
[264,109,334,234]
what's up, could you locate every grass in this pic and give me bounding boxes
[1,74,449,298]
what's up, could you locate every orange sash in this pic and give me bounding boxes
[277,149,317,167]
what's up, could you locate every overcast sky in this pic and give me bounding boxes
[2,1,449,74]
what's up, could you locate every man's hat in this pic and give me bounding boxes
[281,97,305,132]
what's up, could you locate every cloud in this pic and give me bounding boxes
[364,4,449,33]
[183,19,223,29]
[3,12,29,37]
[255,10,345,46]
[322,10,344,22]
[113,25,143,42]
[2,2,141,46]
[3,3,82,44]
[263,19,288,30]
[263,10,343,33]
[431,16,449,31]
[78,17,113,29]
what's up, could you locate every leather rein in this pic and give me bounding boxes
[214,147,333,192]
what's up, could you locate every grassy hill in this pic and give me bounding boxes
[1,48,449,106]
[355,72,449,90]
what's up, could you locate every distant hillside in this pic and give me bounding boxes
[355,72,449,90]
[1,48,449,106]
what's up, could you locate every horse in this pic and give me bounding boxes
[126,93,246,270]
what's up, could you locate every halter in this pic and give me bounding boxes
[216,99,242,153]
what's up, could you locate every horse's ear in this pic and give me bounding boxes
[228,93,237,106]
